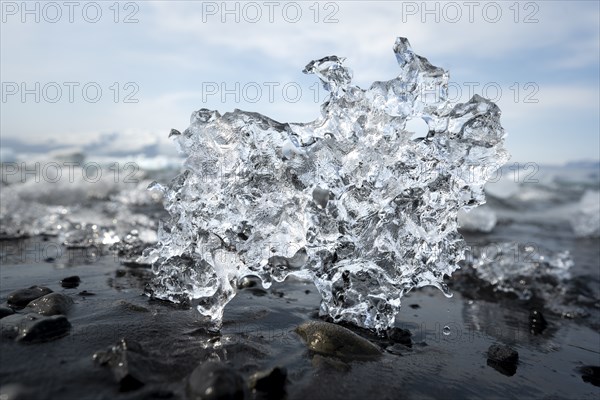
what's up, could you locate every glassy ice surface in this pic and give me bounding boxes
[142,37,509,331]
[458,205,497,233]
[571,190,600,237]
[465,241,573,300]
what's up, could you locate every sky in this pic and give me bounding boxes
[1,0,599,164]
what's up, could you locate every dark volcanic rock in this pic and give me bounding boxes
[114,300,150,313]
[238,276,259,289]
[577,365,600,387]
[0,306,14,319]
[238,276,268,296]
[386,343,407,356]
[27,293,74,316]
[0,313,24,339]
[60,275,81,288]
[529,309,548,335]
[13,313,71,343]
[2,313,71,343]
[187,361,246,400]
[386,327,412,347]
[487,344,519,376]
[7,286,53,307]
[295,320,382,360]
[488,344,519,364]
[248,366,287,398]
[93,339,153,392]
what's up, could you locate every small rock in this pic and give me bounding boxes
[27,293,74,316]
[115,300,150,313]
[529,309,547,335]
[409,304,420,309]
[238,276,268,296]
[248,366,286,397]
[488,344,519,364]
[61,275,81,288]
[7,286,53,308]
[187,361,246,400]
[295,320,382,360]
[0,313,24,339]
[487,344,518,376]
[17,314,71,343]
[238,276,258,289]
[78,290,96,296]
[386,327,412,347]
[0,306,15,319]
[93,339,150,392]
[577,365,600,387]
[386,343,406,356]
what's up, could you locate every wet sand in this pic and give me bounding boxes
[1,230,599,399]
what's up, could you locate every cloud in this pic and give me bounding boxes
[1,1,597,165]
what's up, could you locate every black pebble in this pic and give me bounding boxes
[27,293,74,316]
[249,366,287,398]
[487,344,519,376]
[387,327,412,347]
[529,309,548,335]
[409,304,420,309]
[61,276,81,289]
[15,313,71,343]
[577,365,600,387]
[187,361,246,400]
[7,286,53,308]
[238,276,259,289]
[78,291,96,296]
[0,306,14,319]
[93,339,150,392]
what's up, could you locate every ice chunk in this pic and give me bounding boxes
[465,241,572,300]
[571,190,600,237]
[458,205,497,233]
[143,37,509,331]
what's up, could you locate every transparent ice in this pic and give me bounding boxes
[465,241,573,300]
[458,205,497,233]
[142,37,509,331]
[571,190,600,238]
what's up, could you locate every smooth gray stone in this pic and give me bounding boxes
[93,339,149,392]
[7,286,53,307]
[18,313,71,343]
[187,361,246,400]
[27,293,74,316]
[0,306,15,319]
[295,320,382,360]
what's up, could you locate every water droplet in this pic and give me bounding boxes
[443,325,451,336]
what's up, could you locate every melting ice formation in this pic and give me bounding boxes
[465,242,573,300]
[142,37,509,331]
